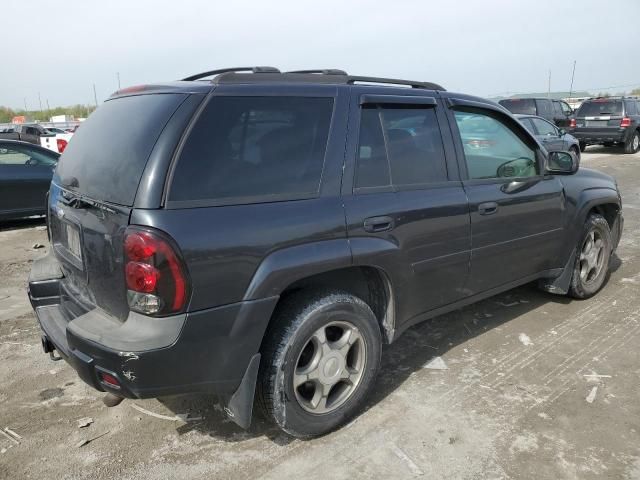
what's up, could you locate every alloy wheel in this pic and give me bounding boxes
[293,321,366,414]
[579,229,606,285]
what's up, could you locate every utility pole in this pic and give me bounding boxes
[568,60,577,102]
[38,92,43,115]
[93,83,98,107]
[23,97,28,112]
[117,72,121,90]
[547,70,551,98]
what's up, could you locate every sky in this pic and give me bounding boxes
[2,0,639,109]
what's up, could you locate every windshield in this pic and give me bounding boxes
[577,100,623,117]
[499,99,537,115]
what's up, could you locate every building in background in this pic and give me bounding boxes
[50,114,75,123]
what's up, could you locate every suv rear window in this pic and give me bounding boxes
[55,93,186,206]
[577,100,623,117]
[499,99,536,115]
[169,96,333,204]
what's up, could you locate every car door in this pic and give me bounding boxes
[445,97,565,294]
[0,143,57,216]
[342,89,471,323]
[530,117,566,151]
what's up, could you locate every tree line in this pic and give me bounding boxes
[0,104,96,123]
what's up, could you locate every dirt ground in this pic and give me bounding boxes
[1,147,639,480]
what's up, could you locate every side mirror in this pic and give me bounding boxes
[546,151,578,175]
[558,128,566,136]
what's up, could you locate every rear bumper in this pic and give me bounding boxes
[28,252,278,400]
[570,129,630,144]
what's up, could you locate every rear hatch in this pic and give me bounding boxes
[575,99,624,131]
[49,93,188,321]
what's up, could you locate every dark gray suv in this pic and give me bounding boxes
[28,67,623,438]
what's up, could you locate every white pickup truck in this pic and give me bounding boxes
[0,124,73,153]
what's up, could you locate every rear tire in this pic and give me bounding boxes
[624,130,640,154]
[569,214,612,299]
[257,290,382,438]
[579,141,587,152]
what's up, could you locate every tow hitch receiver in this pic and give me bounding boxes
[41,335,62,361]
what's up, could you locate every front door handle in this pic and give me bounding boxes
[363,216,394,233]
[478,202,499,215]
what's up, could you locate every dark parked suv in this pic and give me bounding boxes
[499,97,574,127]
[569,96,640,154]
[28,67,623,438]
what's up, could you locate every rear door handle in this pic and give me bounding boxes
[363,216,394,233]
[478,202,499,215]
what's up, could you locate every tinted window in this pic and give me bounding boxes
[355,107,390,188]
[0,145,57,166]
[355,105,447,189]
[499,99,536,115]
[552,101,564,117]
[54,93,186,206]
[560,102,573,115]
[536,99,552,116]
[170,96,333,203]
[454,110,538,180]
[625,101,638,115]
[577,100,623,117]
[531,118,557,136]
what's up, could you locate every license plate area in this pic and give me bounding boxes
[585,120,609,128]
[65,223,81,260]
[55,219,84,270]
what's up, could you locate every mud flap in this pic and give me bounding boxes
[224,353,260,429]
[539,248,576,295]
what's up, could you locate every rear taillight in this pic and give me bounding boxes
[56,138,68,153]
[124,228,189,316]
[569,118,576,128]
[620,117,631,128]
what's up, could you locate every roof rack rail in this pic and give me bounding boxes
[287,69,348,75]
[347,76,444,91]
[182,66,280,82]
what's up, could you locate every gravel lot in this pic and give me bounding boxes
[1,147,639,480]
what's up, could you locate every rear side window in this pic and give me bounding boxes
[552,101,564,117]
[355,105,448,189]
[625,101,638,115]
[499,99,536,115]
[531,118,557,136]
[535,99,551,117]
[577,100,623,117]
[55,93,187,206]
[169,96,333,203]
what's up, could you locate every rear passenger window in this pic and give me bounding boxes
[169,96,333,203]
[536,99,551,117]
[355,104,447,189]
[454,110,538,180]
[625,101,638,115]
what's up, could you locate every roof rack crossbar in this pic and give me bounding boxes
[286,69,348,75]
[182,66,280,81]
[347,76,444,91]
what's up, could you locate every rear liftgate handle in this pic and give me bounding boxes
[478,202,499,216]
[363,216,395,233]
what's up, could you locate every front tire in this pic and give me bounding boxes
[624,130,640,154]
[569,214,612,299]
[257,290,382,438]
